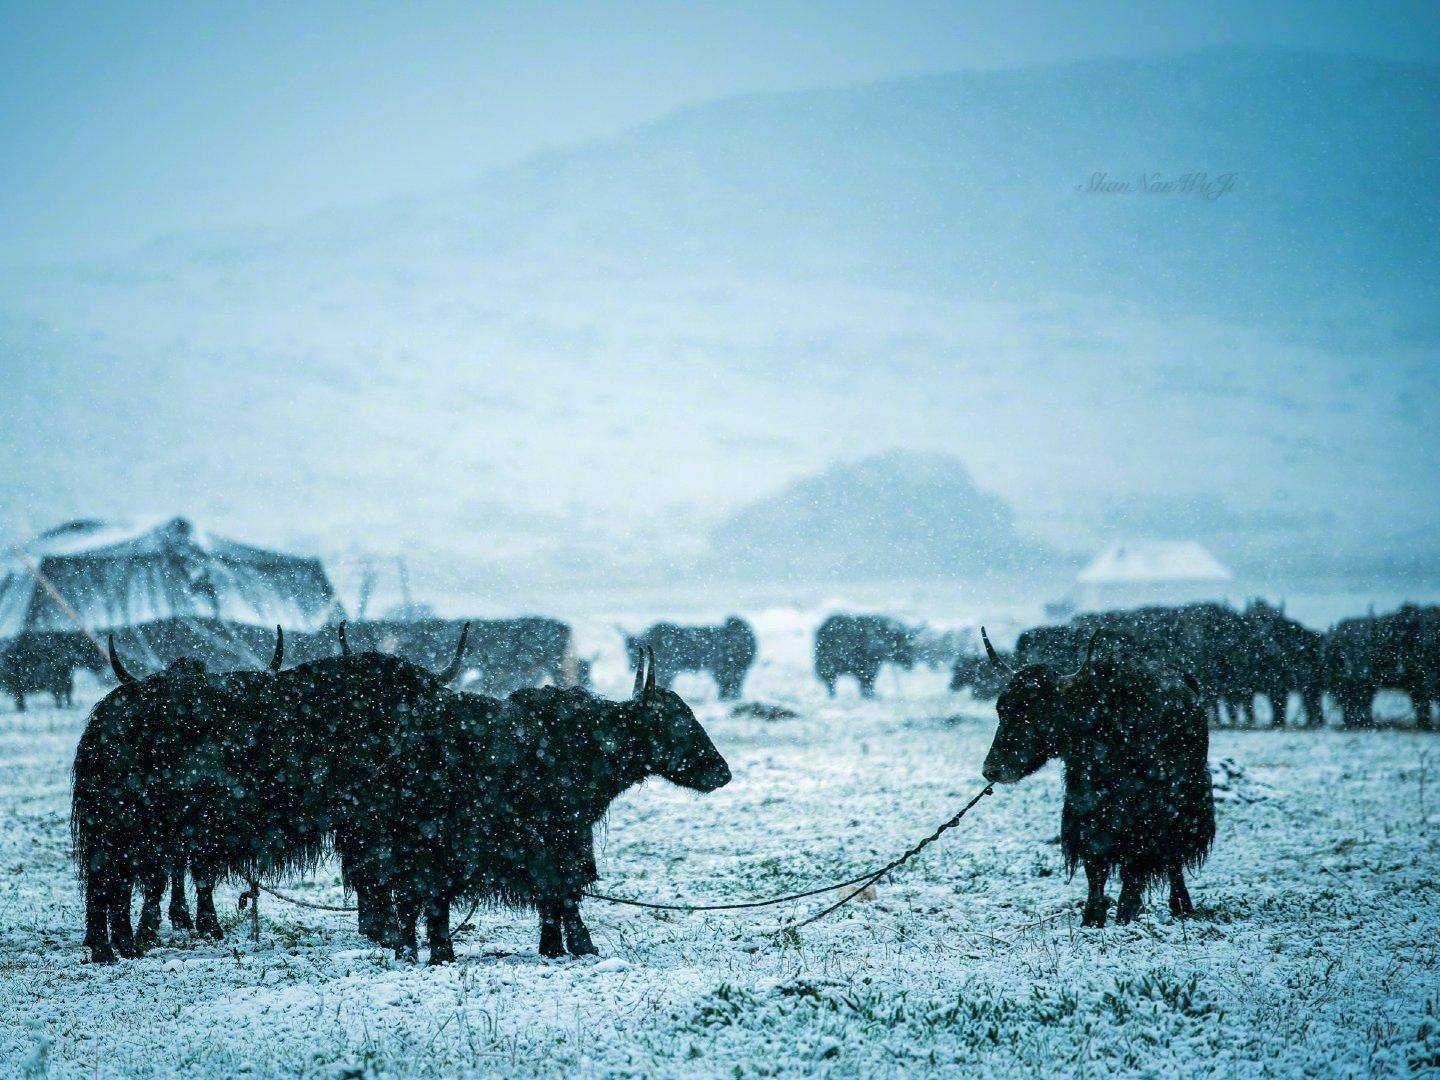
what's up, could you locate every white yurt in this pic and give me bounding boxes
[1072,540,1233,612]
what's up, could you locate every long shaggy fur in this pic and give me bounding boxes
[1058,658,1215,890]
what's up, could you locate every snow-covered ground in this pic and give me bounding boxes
[2,656,1438,1076]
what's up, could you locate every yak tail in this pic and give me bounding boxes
[69,705,108,885]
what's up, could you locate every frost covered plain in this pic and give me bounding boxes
[2,650,1438,1077]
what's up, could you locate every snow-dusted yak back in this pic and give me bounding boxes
[813,614,916,697]
[980,628,1215,927]
[70,632,284,962]
[625,616,758,700]
[378,646,731,963]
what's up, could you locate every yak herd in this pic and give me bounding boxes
[3,596,1431,963]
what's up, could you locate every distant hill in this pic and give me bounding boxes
[0,48,1436,584]
[711,452,1050,580]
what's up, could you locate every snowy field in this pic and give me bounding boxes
[2,649,1439,1077]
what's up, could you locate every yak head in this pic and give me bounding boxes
[625,645,731,792]
[979,627,1099,785]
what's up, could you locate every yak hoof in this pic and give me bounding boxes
[196,921,224,941]
[169,908,193,932]
[135,927,158,950]
[88,945,119,964]
[114,941,144,960]
[428,944,457,966]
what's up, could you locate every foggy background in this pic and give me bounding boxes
[2,0,1437,621]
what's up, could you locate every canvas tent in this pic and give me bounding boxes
[0,517,341,670]
[1072,540,1233,612]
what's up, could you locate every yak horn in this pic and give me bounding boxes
[269,626,285,671]
[632,645,647,699]
[435,622,470,685]
[338,621,353,657]
[980,627,1013,674]
[1067,630,1104,681]
[644,645,657,693]
[109,635,138,686]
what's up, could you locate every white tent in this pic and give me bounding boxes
[0,517,340,641]
[1072,540,1233,612]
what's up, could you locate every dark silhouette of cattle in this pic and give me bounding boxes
[1239,600,1326,727]
[625,617,758,700]
[981,628,1214,926]
[2,631,106,711]
[1325,605,1439,729]
[1018,602,1325,727]
[814,614,915,697]
[366,646,731,962]
[353,616,575,696]
[72,623,469,961]
[949,651,1010,699]
[71,637,280,962]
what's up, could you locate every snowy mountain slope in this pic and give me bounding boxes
[0,48,1435,581]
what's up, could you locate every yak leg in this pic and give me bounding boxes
[193,863,223,940]
[858,670,878,699]
[391,887,421,961]
[538,900,565,959]
[14,690,24,714]
[1081,860,1109,928]
[168,863,193,930]
[823,677,836,698]
[351,865,394,945]
[1115,867,1144,925]
[106,873,141,958]
[84,869,117,964]
[425,897,455,965]
[561,897,596,957]
[1302,688,1326,728]
[1268,693,1288,728]
[136,866,167,947]
[1168,867,1194,918]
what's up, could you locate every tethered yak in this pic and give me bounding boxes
[980,627,1214,926]
[625,617,758,700]
[71,632,285,962]
[72,623,471,961]
[813,614,915,698]
[369,646,731,963]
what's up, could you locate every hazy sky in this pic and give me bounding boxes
[3,0,1437,265]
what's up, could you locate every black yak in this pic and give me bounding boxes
[625,617,758,700]
[72,623,469,961]
[373,646,731,963]
[71,634,283,962]
[980,628,1214,926]
[1326,605,1440,729]
[2,631,104,711]
[813,614,915,697]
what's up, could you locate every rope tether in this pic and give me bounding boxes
[237,782,996,934]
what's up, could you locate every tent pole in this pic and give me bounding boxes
[9,546,106,659]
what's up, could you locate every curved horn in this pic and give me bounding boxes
[631,645,646,699]
[435,622,470,685]
[269,626,285,672]
[338,621,352,657]
[1066,629,1104,681]
[644,645,657,693]
[108,634,138,686]
[980,627,1014,674]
